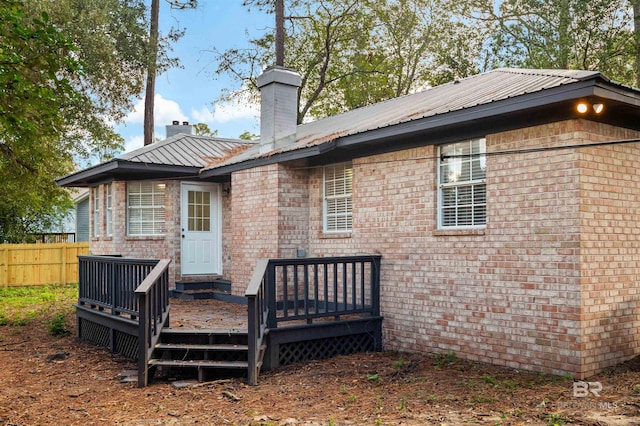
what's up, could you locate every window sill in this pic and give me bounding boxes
[319,232,352,239]
[434,228,485,237]
[125,235,166,240]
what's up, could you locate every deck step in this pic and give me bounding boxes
[171,280,235,300]
[148,359,249,369]
[158,329,248,346]
[155,343,248,351]
[148,327,252,383]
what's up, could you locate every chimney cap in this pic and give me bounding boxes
[258,66,302,89]
[182,121,189,125]
[172,120,179,125]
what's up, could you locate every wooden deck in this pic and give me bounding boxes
[167,298,248,332]
[76,255,383,386]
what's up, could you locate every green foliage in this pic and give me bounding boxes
[0,1,80,242]
[461,0,637,86]
[482,374,498,386]
[433,351,458,368]
[0,0,154,242]
[217,0,640,125]
[393,357,405,370]
[0,284,77,326]
[214,0,485,124]
[545,412,565,426]
[48,312,71,337]
[345,394,357,405]
[193,123,218,137]
[367,373,382,384]
[396,397,406,410]
[239,131,259,140]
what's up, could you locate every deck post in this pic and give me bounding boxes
[263,342,279,370]
[266,262,277,329]
[137,292,149,387]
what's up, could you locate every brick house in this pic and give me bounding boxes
[57,127,254,285]
[59,68,640,378]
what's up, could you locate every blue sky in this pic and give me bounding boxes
[115,2,272,153]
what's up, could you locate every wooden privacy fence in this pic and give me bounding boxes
[0,242,89,286]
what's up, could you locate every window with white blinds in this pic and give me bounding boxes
[438,138,487,228]
[127,182,166,236]
[323,162,353,233]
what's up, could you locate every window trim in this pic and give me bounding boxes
[105,183,113,237]
[126,181,166,236]
[437,138,487,230]
[322,162,353,234]
[92,187,100,238]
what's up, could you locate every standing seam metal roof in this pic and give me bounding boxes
[120,134,252,167]
[202,68,603,171]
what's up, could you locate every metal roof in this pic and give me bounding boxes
[120,133,251,167]
[202,68,617,173]
[57,134,253,187]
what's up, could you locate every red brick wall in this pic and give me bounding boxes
[231,165,282,292]
[576,121,640,376]
[90,180,178,285]
[229,119,640,378]
[89,180,229,288]
[229,162,311,295]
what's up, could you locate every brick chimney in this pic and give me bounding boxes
[257,66,301,154]
[165,120,193,139]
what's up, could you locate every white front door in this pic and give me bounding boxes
[180,182,221,275]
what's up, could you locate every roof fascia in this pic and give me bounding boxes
[56,159,201,187]
[199,143,334,178]
[56,160,119,186]
[200,76,640,177]
[336,80,600,148]
[592,82,640,106]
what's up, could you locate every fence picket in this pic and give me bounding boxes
[0,242,89,286]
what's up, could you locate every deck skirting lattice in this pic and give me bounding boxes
[78,317,110,348]
[77,316,139,361]
[278,332,375,366]
[114,330,139,360]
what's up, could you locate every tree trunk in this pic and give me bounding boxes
[275,0,285,67]
[557,0,571,69]
[633,0,640,87]
[144,0,160,146]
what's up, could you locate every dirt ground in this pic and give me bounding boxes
[1,319,640,425]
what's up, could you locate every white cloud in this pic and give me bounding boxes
[211,101,260,124]
[124,135,145,153]
[190,99,259,125]
[125,94,188,126]
[190,106,216,124]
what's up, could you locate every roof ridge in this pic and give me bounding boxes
[493,67,601,81]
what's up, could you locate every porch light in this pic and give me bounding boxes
[576,102,604,114]
[576,102,588,114]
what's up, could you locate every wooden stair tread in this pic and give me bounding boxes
[161,328,247,335]
[155,343,248,351]
[148,359,249,369]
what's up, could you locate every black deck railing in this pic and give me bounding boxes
[76,255,171,387]
[78,256,159,318]
[246,255,382,385]
[135,258,171,387]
